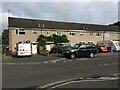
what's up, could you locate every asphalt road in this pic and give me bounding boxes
[2,52,120,89]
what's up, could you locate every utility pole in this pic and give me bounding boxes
[103,31,105,41]
[8,10,10,17]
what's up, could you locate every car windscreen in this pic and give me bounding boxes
[79,45,87,49]
[72,44,81,49]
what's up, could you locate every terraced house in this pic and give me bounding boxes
[8,17,119,54]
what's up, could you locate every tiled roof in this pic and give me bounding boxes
[8,17,119,32]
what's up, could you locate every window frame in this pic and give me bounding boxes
[105,33,110,37]
[56,31,63,36]
[69,31,76,36]
[32,30,37,35]
[15,28,26,35]
[80,32,83,36]
[46,31,51,36]
[89,32,93,36]
[96,32,102,36]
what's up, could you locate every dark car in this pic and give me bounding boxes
[63,44,98,59]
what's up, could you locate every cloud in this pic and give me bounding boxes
[1,2,118,35]
[1,0,120,2]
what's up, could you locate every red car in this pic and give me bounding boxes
[98,46,108,52]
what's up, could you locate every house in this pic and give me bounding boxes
[8,17,119,55]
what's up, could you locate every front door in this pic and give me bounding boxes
[32,43,37,54]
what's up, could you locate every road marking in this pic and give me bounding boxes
[99,62,120,66]
[2,58,66,65]
[38,75,119,90]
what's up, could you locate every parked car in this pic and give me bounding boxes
[97,46,108,52]
[97,40,120,52]
[63,44,98,59]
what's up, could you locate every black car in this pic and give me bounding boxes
[63,44,98,59]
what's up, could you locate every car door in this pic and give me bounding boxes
[77,45,87,57]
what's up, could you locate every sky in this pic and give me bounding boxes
[0,0,119,35]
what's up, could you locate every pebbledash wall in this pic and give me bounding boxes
[8,17,119,54]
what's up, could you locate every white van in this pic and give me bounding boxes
[16,43,32,57]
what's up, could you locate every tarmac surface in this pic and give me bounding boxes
[2,52,120,89]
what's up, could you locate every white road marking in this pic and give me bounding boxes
[38,75,119,89]
[3,58,66,65]
[99,62,119,66]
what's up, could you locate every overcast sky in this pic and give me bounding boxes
[0,0,119,35]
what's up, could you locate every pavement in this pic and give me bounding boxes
[2,54,65,64]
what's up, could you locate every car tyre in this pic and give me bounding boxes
[89,53,94,58]
[70,53,75,59]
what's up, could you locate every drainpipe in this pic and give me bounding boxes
[103,31,105,41]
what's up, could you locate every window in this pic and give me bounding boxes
[32,30,37,35]
[16,29,19,35]
[89,32,93,36]
[96,32,101,36]
[46,31,51,36]
[105,33,110,37]
[15,28,26,35]
[79,45,87,49]
[69,32,76,36]
[113,33,117,37]
[80,32,83,36]
[56,31,63,36]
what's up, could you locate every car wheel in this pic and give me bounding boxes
[71,53,75,59]
[89,53,94,58]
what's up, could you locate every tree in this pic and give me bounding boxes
[113,21,120,26]
[52,34,69,44]
[0,35,2,45]
[109,21,120,27]
[36,34,69,55]
[2,29,9,45]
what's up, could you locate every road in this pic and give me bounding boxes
[2,53,120,89]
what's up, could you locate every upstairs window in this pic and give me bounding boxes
[89,32,93,36]
[96,32,101,36]
[80,32,83,36]
[69,32,76,36]
[105,33,110,37]
[56,31,63,36]
[32,30,37,35]
[46,31,51,36]
[15,28,26,35]
[113,33,117,37]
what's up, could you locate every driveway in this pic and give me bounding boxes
[2,54,65,64]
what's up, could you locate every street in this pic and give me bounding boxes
[2,52,120,89]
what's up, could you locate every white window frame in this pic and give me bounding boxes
[15,28,26,35]
[46,31,51,36]
[105,33,110,37]
[113,32,117,37]
[80,32,83,36]
[56,31,63,36]
[32,30,37,35]
[89,32,93,36]
[96,32,102,36]
[69,32,76,36]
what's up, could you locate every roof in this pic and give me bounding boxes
[8,17,119,32]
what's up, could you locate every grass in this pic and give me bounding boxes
[0,53,12,60]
